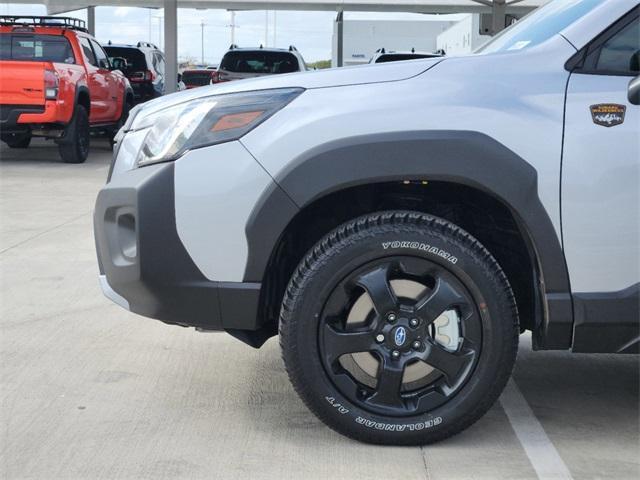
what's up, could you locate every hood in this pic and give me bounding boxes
[132,57,444,119]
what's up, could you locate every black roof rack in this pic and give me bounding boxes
[0,15,88,33]
[136,41,158,49]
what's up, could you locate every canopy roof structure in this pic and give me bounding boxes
[7,0,546,93]
[16,0,544,15]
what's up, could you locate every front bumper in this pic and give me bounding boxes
[94,161,262,332]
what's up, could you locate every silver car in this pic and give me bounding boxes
[213,45,308,84]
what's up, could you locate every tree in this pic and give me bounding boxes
[307,60,332,70]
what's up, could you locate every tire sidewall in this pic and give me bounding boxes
[74,105,90,161]
[2,131,31,148]
[283,217,516,444]
[59,105,89,163]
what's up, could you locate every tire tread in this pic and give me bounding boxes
[280,211,519,445]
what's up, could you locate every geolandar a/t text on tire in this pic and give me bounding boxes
[94,0,640,445]
[280,212,518,444]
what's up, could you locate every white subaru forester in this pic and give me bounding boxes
[95,0,639,445]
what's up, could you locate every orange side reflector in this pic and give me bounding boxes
[212,111,264,132]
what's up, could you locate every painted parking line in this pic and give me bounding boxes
[500,378,573,480]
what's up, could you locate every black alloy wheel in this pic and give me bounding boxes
[319,257,481,417]
[280,211,519,445]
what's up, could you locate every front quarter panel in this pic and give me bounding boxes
[173,141,279,282]
[241,36,576,347]
[243,36,575,240]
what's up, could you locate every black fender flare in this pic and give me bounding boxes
[244,130,573,348]
[73,84,91,118]
[56,85,90,144]
[120,85,135,120]
[124,85,134,105]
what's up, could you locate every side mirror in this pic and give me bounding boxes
[628,76,640,106]
[177,73,182,82]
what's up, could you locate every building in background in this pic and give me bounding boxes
[331,12,525,66]
[436,14,492,55]
[332,17,457,67]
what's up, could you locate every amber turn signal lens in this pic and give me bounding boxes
[212,111,265,132]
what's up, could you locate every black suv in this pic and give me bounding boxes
[104,41,165,102]
[213,45,307,84]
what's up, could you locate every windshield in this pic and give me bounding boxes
[0,34,75,63]
[220,51,300,74]
[476,0,606,54]
[104,46,146,71]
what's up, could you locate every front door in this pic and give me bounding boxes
[90,39,119,121]
[79,36,109,122]
[562,10,639,351]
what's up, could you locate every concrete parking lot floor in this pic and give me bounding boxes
[1,140,639,480]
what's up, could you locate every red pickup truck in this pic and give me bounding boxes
[0,16,133,163]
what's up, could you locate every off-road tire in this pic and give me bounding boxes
[58,104,90,164]
[2,132,31,149]
[279,211,519,445]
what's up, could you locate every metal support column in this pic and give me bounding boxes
[491,0,507,35]
[230,11,236,45]
[164,0,178,94]
[336,10,344,67]
[87,6,95,36]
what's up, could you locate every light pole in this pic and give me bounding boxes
[200,20,205,65]
[227,11,236,45]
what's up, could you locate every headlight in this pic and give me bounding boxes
[132,88,303,167]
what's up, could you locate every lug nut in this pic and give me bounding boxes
[387,312,397,323]
[409,318,420,327]
[375,334,385,343]
[412,340,422,350]
[391,350,401,359]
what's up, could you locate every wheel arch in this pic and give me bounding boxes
[244,131,573,350]
[124,86,134,106]
[75,85,90,116]
[121,86,134,120]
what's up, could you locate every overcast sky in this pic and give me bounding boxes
[2,3,464,63]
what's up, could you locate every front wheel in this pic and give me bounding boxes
[280,211,519,445]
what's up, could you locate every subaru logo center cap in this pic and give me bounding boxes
[394,326,407,347]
